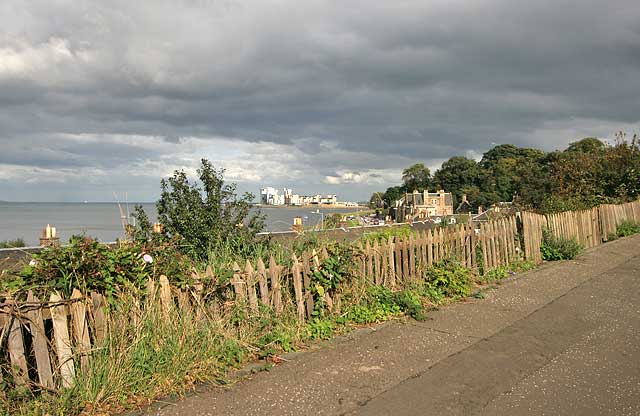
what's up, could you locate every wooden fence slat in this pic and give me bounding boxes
[50,292,75,388]
[366,240,374,283]
[256,258,270,306]
[245,260,259,313]
[373,240,382,285]
[231,262,246,303]
[427,230,433,266]
[70,289,91,373]
[90,292,107,344]
[6,299,29,386]
[394,239,402,284]
[269,256,283,315]
[26,291,54,389]
[159,275,172,317]
[302,254,315,319]
[388,238,396,287]
[291,254,306,321]
[402,239,410,282]
[409,234,416,280]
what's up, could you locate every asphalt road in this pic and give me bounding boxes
[145,234,640,416]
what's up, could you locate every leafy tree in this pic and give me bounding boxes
[371,134,640,216]
[369,192,387,209]
[154,159,265,259]
[381,185,406,208]
[565,137,605,153]
[402,163,432,192]
[131,204,153,242]
[433,156,478,206]
[477,144,546,206]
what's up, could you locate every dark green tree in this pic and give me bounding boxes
[155,159,265,259]
[402,163,432,192]
[433,156,478,206]
[381,185,406,208]
[565,137,606,153]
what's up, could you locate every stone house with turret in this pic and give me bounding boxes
[393,189,454,222]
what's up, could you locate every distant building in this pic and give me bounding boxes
[320,195,337,205]
[260,187,285,205]
[394,189,454,222]
[261,187,339,206]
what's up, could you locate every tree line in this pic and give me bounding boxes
[371,133,640,214]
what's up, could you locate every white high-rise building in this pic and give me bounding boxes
[260,187,284,205]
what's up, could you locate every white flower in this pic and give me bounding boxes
[142,254,153,264]
[29,259,37,266]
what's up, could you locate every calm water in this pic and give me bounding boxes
[0,202,359,246]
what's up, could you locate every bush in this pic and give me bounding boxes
[615,221,640,237]
[0,238,25,248]
[5,236,191,298]
[138,159,265,260]
[540,228,583,261]
[361,225,413,243]
[423,259,473,299]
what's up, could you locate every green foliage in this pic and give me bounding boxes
[372,134,640,213]
[423,259,473,299]
[305,318,336,340]
[393,290,427,321]
[381,185,407,209]
[433,156,479,206]
[4,236,191,298]
[615,221,640,237]
[540,229,583,261]
[402,163,432,192]
[343,285,402,324]
[151,159,265,260]
[361,226,413,243]
[481,266,509,282]
[0,238,25,248]
[309,243,358,315]
[130,204,153,242]
[566,137,606,153]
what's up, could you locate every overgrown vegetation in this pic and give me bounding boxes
[372,133,640,214]
[137,159,266,260]
[615,221,640,238]
[540,228,583,261]
[0,238,25,248]
[360,225,413,243]
[1,236,191,298]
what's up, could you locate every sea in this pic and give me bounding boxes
[0,202,360,246]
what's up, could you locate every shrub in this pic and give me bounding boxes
[138,159,265,260]
[6,236,191,298]
[423,259,473,299]
[616,221,640,237]
[540,228,583,261]
[361,225,413,243]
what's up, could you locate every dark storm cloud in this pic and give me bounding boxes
[1,0,639,201]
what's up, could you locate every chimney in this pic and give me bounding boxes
[462,193,468,203]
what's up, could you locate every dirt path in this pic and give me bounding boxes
[142,234,640,416]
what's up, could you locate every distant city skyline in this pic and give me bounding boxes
[1,1,639,202]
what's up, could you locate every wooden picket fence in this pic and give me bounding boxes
[599,200,640,241]
[1,198,638,391]
[520,199,640,263]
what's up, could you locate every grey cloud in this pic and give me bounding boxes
[1,0,639,201]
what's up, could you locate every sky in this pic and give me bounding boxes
[1,0,639,202]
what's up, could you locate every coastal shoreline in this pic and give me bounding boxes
[253,204,365,209]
